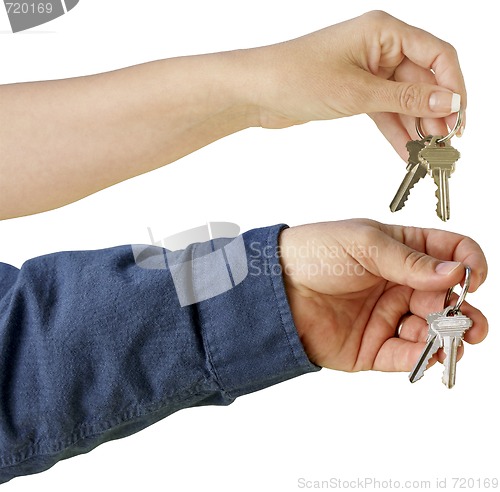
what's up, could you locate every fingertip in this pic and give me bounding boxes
[418,116,449,139]
[429,90,461,114]
[470,264,488,292]
[466,312,489,345]
[458,258,487,293]
[432,261,469,293]
[434,261,467,289]
[435,261,462,276]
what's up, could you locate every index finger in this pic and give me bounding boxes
[399,20,467,108]
[388,225,487,292]
[361,11,467,101]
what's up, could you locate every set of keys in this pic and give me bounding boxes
[388,111,476,387]
[390,109,464,221]
[408,266,473,388]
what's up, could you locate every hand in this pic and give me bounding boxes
[243,10,466,159]
[279,219,487,372]
[0,10,466,219]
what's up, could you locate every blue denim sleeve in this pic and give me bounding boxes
[0,224,319,483]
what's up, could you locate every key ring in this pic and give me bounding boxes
[396,311,412,337]
[416,107,464,143]
[444,265,471,315]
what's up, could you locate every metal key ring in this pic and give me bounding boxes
[416,107,464,143]
[396,311,412,337]
[444,265,471,314]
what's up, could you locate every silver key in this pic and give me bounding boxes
[419,136,460,222]
[408,311,442,383]
[390,138,430,212]
[431,306,473,388]
[409,306,473,388]
[408,265,473,388]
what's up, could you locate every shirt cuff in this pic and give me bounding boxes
[198,224,320,399]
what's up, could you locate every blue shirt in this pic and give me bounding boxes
[0,224,319,483]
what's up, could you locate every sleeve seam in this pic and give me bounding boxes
[198,302,232,399]
[266,225,307,368]
[0,380,228,469]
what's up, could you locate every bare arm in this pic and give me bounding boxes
[0,11,466,220]
[0,52,256,219]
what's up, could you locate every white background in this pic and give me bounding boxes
[0,1,497,490]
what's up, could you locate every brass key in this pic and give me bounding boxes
[418,136,460,222]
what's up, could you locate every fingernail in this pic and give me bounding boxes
[429,91,461,113]
[435,261,461,275]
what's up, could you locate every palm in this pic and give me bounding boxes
[285,273,421,372]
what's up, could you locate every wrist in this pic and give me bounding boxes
[217,45,307,130]
[192,49,263,130]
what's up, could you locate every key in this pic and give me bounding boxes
[408,311,443,383]
[389,138,430,212]
[408,266,473,388]
[430,307,473,388]
[419,136,460,221]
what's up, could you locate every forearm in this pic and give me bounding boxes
[0,51,258,220]
[0,225,317,483]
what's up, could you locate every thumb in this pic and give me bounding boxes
[368,234,465,291]
[366,77,461,118]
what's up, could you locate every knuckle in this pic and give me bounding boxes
[403,250,429,272]
[399,84,423,112]
[348,224,381,267]
[442,40,457,57]
[362,10,391,23]
[433,40,458,66]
